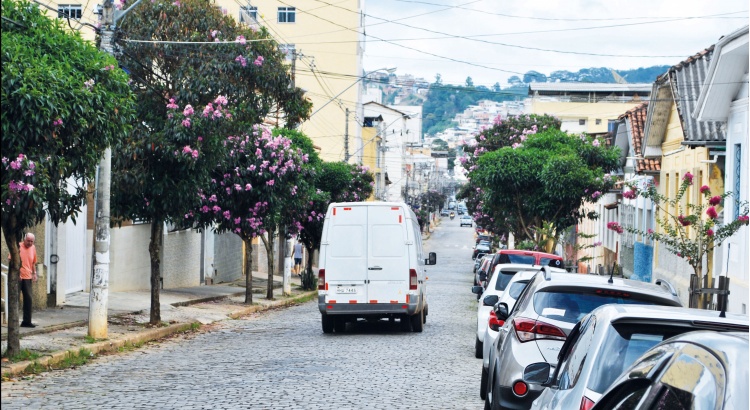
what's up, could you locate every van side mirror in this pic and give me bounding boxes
[494,302,509,321]
[471,285,484,296]
[523,362,552,385]
[482,294,499,307]
[425,252,437,265]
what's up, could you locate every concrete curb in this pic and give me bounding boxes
[2,290,317,378]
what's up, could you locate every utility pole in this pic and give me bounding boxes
[344,108,350,162]
[89,0,116,339]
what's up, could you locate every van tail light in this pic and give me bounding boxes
[513,317,567,342]
[318,269,326,290]
[580,396,595,410]
[409,269,417,290]
[488,311,505,331]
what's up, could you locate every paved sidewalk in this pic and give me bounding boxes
[1,271,316,378]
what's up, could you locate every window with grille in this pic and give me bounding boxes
[579,119,586,126]
[622,204,635,248]
[279,44,295,61]
[239,6,258,24]
[278,6,296,23]
[58,4,82,19]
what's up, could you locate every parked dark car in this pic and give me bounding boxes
[473,242,491,259]
[592,331,749,410]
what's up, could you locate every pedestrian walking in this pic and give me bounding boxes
[293,240,304,276]
[15,233,38,327]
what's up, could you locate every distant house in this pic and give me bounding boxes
[611,102,660,282]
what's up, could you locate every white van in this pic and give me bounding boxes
[317,202,436,333]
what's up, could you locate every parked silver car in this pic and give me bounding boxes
[479,269,539,400]
[591,330,749,410]
[524,305,749,410]
[483,269,682,410]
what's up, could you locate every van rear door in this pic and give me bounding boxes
[324,205,368,303]
[367,205,410,304]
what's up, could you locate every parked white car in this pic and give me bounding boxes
[471,264,542,358]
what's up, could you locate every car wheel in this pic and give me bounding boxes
[333,317,346,333]
[475,336,483,359]
[411,309,424,332]
[423,305,428,323]
[480,366,488,400]
[322,314,334,334]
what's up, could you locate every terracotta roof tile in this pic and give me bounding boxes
[620,102,660,173]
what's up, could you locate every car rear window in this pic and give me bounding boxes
[533,291,653,324]
[507,280,530,299]
[493,271,532,291]
[539,257,562,266]
[497,254,535,265]
[587,324,697,393]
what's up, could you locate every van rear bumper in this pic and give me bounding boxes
[318,295,420,316]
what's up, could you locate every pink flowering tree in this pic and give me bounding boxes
[117,0,311,130]
[184,126,313,302]
[609,173,749,307]
[112,97,232,323]
[2,0,135,356]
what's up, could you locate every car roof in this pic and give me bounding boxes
[529,271,681,305]
[588,304,750,327]
[496,249,561,259]
[663,330,748,360]
[493,263,545,272]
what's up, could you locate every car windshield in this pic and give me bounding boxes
[587,324,689,393]
[533,291,654,324]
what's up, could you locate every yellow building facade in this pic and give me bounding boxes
[215,0,364,162]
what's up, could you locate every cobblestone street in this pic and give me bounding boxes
[1,220,484,409]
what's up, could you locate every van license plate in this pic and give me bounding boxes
[336,287,356,294]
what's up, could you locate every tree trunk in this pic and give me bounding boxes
[243,236,254,304]
[149,221,163,325]
[1,219,22,357]
[265,228,276,299]
[302,245,316,290]
[690,263,703,309]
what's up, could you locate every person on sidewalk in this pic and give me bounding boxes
[293,240,304,276]
[15,233,38,328]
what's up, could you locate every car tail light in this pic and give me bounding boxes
[580,396,595,410]
[513,317,567,342]
[488,311,505,331]
[409,269,417,290]
[595,289,631,298]
[318,269,326,290]
[512,381,528,397]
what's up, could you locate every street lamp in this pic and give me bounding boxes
[309,67,396,118]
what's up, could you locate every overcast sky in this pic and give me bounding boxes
[361,0,749,87]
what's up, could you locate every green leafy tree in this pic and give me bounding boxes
[112,0,310,323]
[297,162,374,289]
[468,128,619,249]
[608,174,749,307]
[1,0,135,356]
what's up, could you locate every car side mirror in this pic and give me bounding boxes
[425,252,437,265]
[483,294,499,306]
[471,285,484,295]
[494,302,509,321]
[523,362,552,386]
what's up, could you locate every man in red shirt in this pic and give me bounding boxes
[18,233,38,327]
